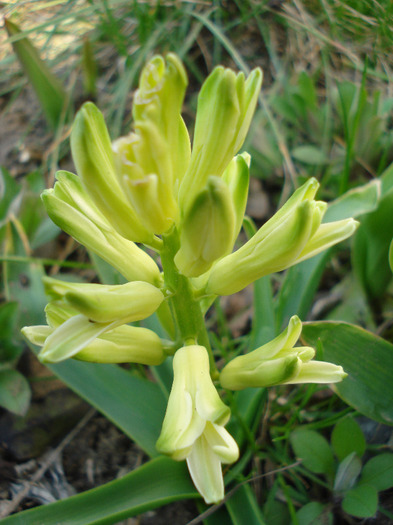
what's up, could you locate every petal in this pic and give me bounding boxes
[38,314,117,363]
[156,387,205,459]
[220,355,300,390]
[294,218,359,264]
[186,432,225,504]
[284,360,347,384]
[204,422,239,464]
[21,325,53,346]
[64,281,164,323]
[74,325,165,365]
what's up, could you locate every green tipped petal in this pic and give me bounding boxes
[74,325,165,365]
[45,300,78,328]
[174,176,235,277]
[294,218,359,264]
[186,422,238,504]
[179,66,262,212]
[284,361,347,384]
[21,325,53,346]
[48,280,164,323]
[42,172,162,285]
[243,315,303,364]
[156,345,230,459]
[222,153,250,246]
[70,102,153,242]
[38,315,116,363]
[252,177,320,243]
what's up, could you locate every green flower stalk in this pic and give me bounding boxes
[22,54,357,505]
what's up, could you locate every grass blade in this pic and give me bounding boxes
[5,18,69,129]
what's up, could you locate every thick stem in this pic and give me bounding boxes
[160,227,218,378]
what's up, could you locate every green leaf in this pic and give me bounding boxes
[341,483,378,518]
[276,179,380,328]
[290,428,335,475]
[0,456,197,525]
[251,275,276,348]
[263,499,291,525]
[352,187,393,298]
[0,369,31,416]
[331,416,366,461]
[226,485,267,524]
[389,238,393,273]
[334,452,362,492]
[48,360,167,457]
[296,502,333,525]
[291,145,328,165]
[0,301,22,362]
[227,389,267,450]
[298,73,318,108]
[325,179,380,222]
[5,18,69,129]
[7,259,47,327]
[359,453,393,491]
[324,274,375,328]
[89,251,126,286]
[0,167,21,227]
[301,322,393,425]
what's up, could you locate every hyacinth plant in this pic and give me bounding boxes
[22,54,358,505]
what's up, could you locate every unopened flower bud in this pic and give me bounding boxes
[73,324,165,365]
[174,176,235,277]
[42,171,162,285]
[179,66,262,212]
[220,316,346,390]
[70,102,153,243]
[133,53,190,182]
[43,277,164,324]
[207,179,359,295]
[222,153,250,246]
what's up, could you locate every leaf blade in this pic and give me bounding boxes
[302,321,393,425]
[1,456,197,525]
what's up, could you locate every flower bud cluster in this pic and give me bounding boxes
[23,54,356,505]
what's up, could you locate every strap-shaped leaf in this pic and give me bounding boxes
[49,359,167,457]
[302,321,393,425]
[1,456,197,525]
